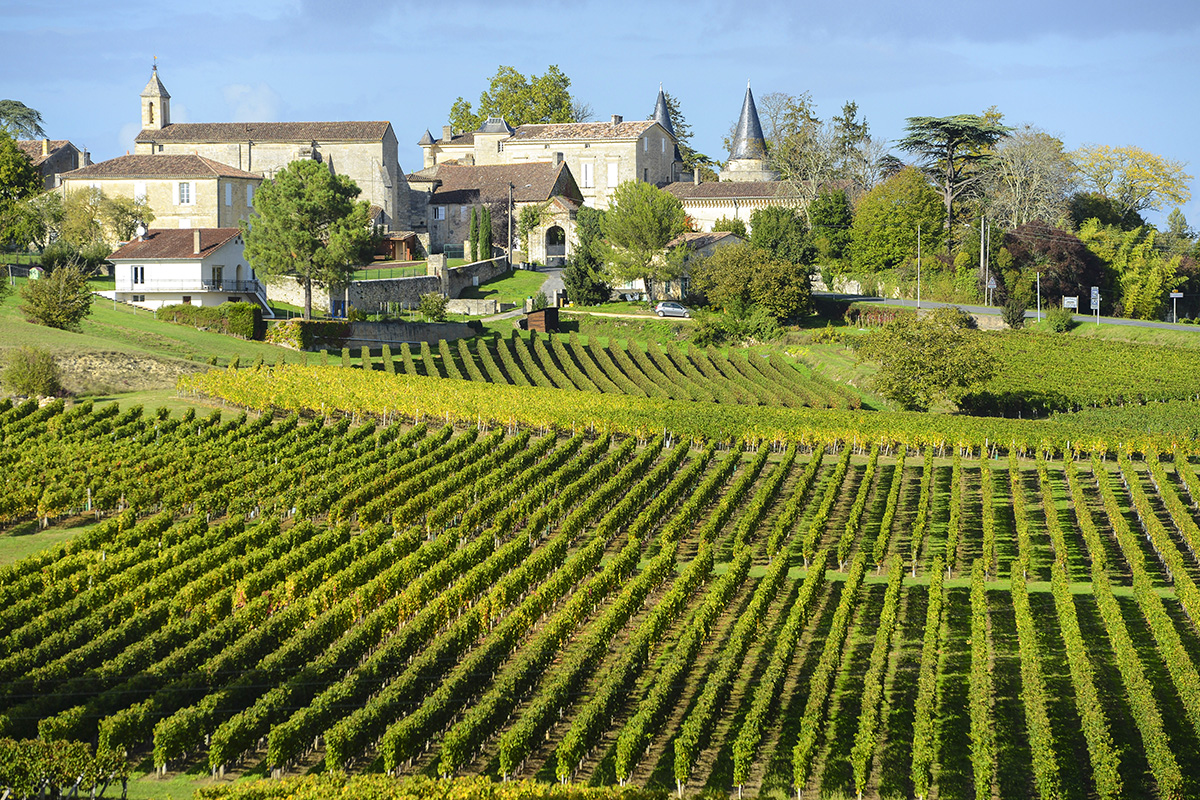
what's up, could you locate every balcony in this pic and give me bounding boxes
[116,279,264,293]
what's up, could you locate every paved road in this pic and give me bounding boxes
[823,292,1200,332]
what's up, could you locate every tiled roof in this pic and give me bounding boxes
[508,120,657,142]
[61,154,262,181]
[109,228,242,261]
[15,140,72,166]
[668,230,743,249]
[664,180,793,200]
[422,162,579,205]
[135,121,392,144]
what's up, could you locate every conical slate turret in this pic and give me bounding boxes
[729,84,767,161]
[652,85,675,139]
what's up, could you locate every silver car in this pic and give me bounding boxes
[655,301,690,318]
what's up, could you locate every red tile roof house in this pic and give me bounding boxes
[105,228,272,316]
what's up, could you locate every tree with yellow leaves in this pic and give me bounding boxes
[1073,145,1192,221]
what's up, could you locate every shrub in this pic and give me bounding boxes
[811,323,843,345]
[1002,294,1027,329]
[1045,306,1075,333]
[418,292,448,322]
[265,319,351,351]
[3,346,62,397]
[19,263,94,331]
[530,291,549,311]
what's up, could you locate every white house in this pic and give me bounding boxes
[106,228,271,315]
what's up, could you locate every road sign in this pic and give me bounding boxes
[986,278,997,289]
[1063,296,1079,310]
[1090,286,1100,311]
[1171,292,1184,298]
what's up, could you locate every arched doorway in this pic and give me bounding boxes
[545,225,566,265]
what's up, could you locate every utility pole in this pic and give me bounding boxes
[1037,272,1041,323]
[916,223,921,311]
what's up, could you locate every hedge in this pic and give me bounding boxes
[158,301,265,340]
[265,319,352,351]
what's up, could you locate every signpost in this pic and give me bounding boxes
[1063,296,1079,310]
[1171,291,1184,323]
[1090,286,1100,325]
[986,277,997,307]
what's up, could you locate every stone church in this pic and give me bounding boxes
[132,66,411,231]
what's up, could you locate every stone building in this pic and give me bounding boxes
[417,87,682,210]
[60,154,262,233]
[408,160,583,264]
[132,66,411,230]
[15,139,91,190]
[663,85,804,232]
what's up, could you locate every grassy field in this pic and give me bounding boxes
[458,268,549,305]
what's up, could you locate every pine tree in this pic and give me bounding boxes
[480,206,493,259]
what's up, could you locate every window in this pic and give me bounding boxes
[460,205,469,221]
[178,182,191,205]
[643,168,649,182]
[225,183,233,206]
[643,137,648,153]
[433,206,445,220]
[581,162,594,188]
[607,162,618,187]
[182,296,192,305]
[132,266,145,285]
[246,185,254,207]
[662,138,666,154]
[212,266,224,288]
[131,295,145,302]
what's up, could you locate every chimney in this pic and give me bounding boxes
[442,125,453,143]
[41,138,50,156]
[193,230,201,255]
[611,114,622,126]
[694,168,700,185]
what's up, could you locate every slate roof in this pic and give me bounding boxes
[109,229,242,261]
[15,140,73,166]
[509,120,658,141]
[135,121,392,144]
[417,162,581,205]
[664,180,791,200]
[61,154,262,181]
[729,85,768,161]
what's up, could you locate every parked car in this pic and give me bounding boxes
[655,301,690,318]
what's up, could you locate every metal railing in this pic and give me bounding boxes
[114,279,264,293]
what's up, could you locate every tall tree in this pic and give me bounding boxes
[748,206,814,269]
[562,205,610,306]
[19,263,94,332]
[982,126,1076,229]
[449,66,584,132]
[850,166,945,272]
[468,206,478,262]
[1003,221,1104,304]
[809,188,854,268]
[1077,220,1184,320]
[0,100,45,140]
[1073,144,1192,221]
[692,242,811,321]
[600,181,686,302]
[898,114,1011,250]
[241,159,372,319]
[0,130,41,248]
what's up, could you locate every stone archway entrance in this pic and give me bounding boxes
[545,225,566,265]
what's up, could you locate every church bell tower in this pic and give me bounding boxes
[140,61,171,131]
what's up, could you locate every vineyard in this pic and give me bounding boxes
[962,332,1200,416]
[5,395,1200,799]
[353,333,864,410]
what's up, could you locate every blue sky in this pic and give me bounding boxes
[3,0,1197,227]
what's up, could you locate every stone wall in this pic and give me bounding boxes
[446,257,508,297]
[350,276,442,312]
[344,320,477,349]
[446,298,498,315]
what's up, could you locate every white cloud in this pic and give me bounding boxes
[222,84,280,122]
